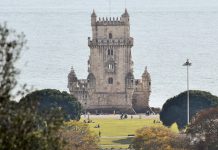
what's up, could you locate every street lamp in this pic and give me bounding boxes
[84,102,87,118]
[183,59,192,124]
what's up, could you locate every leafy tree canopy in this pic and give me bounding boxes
[130,126,190,150]
[0,101,66,150]
[187,107,218,150]
[0,23,65,150]
[60,121,99,150]
[19,89,82,121]
[0,22,27,102]
[160,90,218,129]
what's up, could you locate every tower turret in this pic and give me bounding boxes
[142,67,151,92]
[91,10,97,26]
[91,10,97,39]
[68,67,78,90]
[121,9,129,25]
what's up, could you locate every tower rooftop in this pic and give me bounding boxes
[91,9,97,17]
[122,8,129,17]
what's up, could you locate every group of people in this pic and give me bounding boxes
[153,120,161,124]
[120,113,128,119]
[94,124,100,128]
[83,119,94,123]
[94,124,101,137]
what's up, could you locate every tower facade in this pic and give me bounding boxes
[68,9,151,113]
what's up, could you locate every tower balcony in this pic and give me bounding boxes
[88,37,133,47]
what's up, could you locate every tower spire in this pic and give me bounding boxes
[142,66,149,77]
[68,66,77,82]
[122,8,129,17]
[91,9,97,26]
[91,9,96,17]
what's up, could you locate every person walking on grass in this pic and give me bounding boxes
[99,131,101,137]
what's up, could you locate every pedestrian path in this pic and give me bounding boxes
[101,136,134,138]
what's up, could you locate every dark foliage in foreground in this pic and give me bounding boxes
[0,23,66,150]
[0,23,27,102]
[0,101,65,150]
[160,90,218,129]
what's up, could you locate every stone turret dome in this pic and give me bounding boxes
[142,67,150,78]
[122,9,129,17]
[68,67,77,82]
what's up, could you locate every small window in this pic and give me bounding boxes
[108,64,114,69]
[107,49,113,56]
[109,33,112,39]
[108,49,110,55]
[108,78,113,84]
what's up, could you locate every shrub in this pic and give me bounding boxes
[160,90,218,129]
[130,126,190,150]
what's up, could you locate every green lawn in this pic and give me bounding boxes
[81,116,179,149]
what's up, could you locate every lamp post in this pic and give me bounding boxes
[183,59,192,124]
[84,102,87,118]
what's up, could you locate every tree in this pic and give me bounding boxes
[160,90,218,129]
[187,107,218,150]
[130,126,190,150]
[60,121,99,150]
[0,102,65,150]
[0,23,66,150]
[19,89,82,121]
[0,23,27,102]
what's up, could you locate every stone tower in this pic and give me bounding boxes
[68,9,151,113]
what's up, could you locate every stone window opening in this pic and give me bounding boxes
[108,77,113,84]
[109,33,112,39]
[88,60,91,69]
[108,49,113,56]
[108,64,114,70]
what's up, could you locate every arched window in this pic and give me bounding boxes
[108,49,110,55]
[108,78,113,84]
[109,33,112,39]
[107,49,113,56]
[108,64,114,69]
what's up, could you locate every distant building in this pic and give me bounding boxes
[68,9,151,113]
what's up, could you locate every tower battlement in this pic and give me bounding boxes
[88,37,133,47]
[95,17,127,26]
[91,9,129,26]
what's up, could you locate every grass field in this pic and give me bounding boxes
[81,115,179,149]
